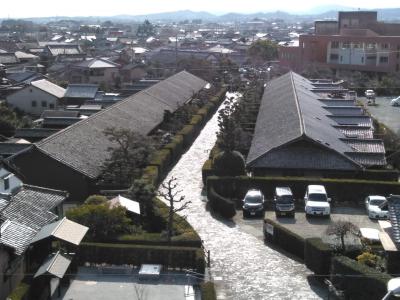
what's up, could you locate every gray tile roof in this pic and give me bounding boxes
[64,84,99,99]
[34,251,71,278]
[14,128,59,140]
[0,53,19,65]
[334,126,374,139]
[74,57,120,69]
[47,44,82,56]
[247,71,384,171]
[0,185,67,231]
[0,143,31,158]
[35,71,207,179]
[0,220,37,255]
[41,110,80,119]
[247,72,361,170]
[318,99,355,106]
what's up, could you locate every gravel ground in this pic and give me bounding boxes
[159,93,325,300]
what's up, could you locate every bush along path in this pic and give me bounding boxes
[159,92,322,300]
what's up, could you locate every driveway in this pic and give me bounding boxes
[359,96,400,134]
[159,93,325,300]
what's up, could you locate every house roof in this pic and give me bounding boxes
[31,79,66,98]
[74,57,120,69]
[31,217,88,245]
[0,53,19,65]
[46,44,82,56]
[14,128,59,140]
[0,143,31,158]
[14,51,38,60]
[247,71,384,170]
[0,184,68,231]
[41,110,80,119]
[34,71,207,179]
[64,84,99,99]
[6,71,45,84]
[34,251,71,278]
[0,220,37,255]
[109,195,140,215]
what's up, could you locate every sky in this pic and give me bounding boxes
[1,0,400,18]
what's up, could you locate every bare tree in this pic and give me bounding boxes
[133,283,147,300]
[326,220,360,252]
[158,177,191,242]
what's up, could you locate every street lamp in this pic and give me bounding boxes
[382,278,400,300]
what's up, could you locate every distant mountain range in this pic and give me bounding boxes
[3,7,400,24]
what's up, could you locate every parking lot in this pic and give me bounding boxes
[359,96,400,134]
[235,206,380,245]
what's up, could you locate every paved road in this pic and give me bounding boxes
[359,96,400,134]
[159,93,324,300]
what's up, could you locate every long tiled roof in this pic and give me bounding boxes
[31,79,66,98]
[35,71,207,179]
[0,220,37,255]
[64,84,99,99]
[34,251,71,278]
[247,71,385,170]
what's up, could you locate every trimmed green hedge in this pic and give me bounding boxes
[142,166,159,186]
[201,282,217,300]
[149,149,172,177]
[165,135,184,163]
[263,219,305,259]
[202,159,214,184]
[207,176,400,205]
[208,186,236,219]
[178,125,196,148]
[331,255,392,300]
[77,242,206,273]
[8,282,30,300]
[304,238,332,276]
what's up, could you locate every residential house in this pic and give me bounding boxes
[0,184,88,300]
[6,79,66,115]
[247,71,386,177]
[7,71,207,202]
[63,83,99,105]
[42,44,84,65]
[0,53,19,66]
[0,167,22,194]
[68,57,120,88]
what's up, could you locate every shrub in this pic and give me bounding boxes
[213,151,246,177]
[304,238,332,276]
[208,186,236,219]
[357,252,379,268]
[77,242,205,273]
[263,219,305,259]
[178,125,196,148]
[85,195,108,205]
[331,255,392,300]
[202,159,214,184]
[165,135,184,163]
[8,282,30,300]
[142,166,159,186]
[190,114,204,127]
[149,149,172,177]
[201,282,217,300]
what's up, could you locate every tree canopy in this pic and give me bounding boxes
[248,40,278,64]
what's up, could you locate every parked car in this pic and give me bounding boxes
[274,187,295,217]
[365,89,375,98]
[242,189,265,218]
[304,185,331,217]
[365,195,388,219]
[391,96,400,107]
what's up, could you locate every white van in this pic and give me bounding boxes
[304,185,331,217]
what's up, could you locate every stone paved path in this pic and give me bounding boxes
[159,93,325,300]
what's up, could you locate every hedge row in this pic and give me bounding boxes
[8,282,30,300]
[263,219,305,259]
[201,282,217,300]
[208,186,236,219]
[331,255,392,300]
[144,88,227,186]
[76,242,206,274]
[304,238,332,276]
[207,176,400,205]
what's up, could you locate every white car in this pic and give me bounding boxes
[391,96,400,107]
[365,89,375,98]
[304,185,331,217]
[365,195,388,219]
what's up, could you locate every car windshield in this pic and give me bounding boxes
[370,199,385,206]
[309,193,327,202]
[277,195,293,204]
[245,195,262,204]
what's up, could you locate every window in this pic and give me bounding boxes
[367,43,376,49]
[49,103,54,109]
[330,54,339,60]
[31,100,37,107]
[340,56,343,62]
[397,64,399,72]
[381,43,389,49]
[4,177,9,190]
[380,56,389,64]
[361,56,364,63]
[353,43,361,48]
[41,101,47,107]
[331,41,339,49]
[342,42,350,49]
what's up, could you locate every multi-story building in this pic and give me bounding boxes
[279,11,400,74]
